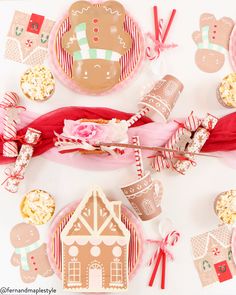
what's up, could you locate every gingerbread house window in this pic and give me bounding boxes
[142,199,155,216]
[110,260,123,286]
[68,261,81,286]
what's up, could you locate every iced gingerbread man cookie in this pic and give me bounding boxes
[192,13,234,73]
[62,0,132,94]
[10,223,53,283]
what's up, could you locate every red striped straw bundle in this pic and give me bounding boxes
[132,136,144,179]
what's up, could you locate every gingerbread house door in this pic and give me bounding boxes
[89,263,103,289]
[214,260,232,283]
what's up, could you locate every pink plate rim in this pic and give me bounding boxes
[48,12,145,96]
[47,199,144,281]
[229,24,236,72]
[231,227,236,265]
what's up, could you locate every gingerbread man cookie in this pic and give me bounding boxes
[10,223,53,283]
[62,0,132,94]
[192,13,234,73]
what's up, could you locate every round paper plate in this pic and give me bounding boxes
[231,227,236,265]
[49,13,144,95]
[229,25,236,71]
[47,200,144,280]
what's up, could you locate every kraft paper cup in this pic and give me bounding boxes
[139,74,184,122]
[121,171,163,221]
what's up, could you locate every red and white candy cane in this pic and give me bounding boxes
[3,128,41,193]
[148,230,180,289]
[132,136,144,178]
[0,92,21,158]
[127,107,150,128]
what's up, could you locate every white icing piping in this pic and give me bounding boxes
[63,235,128,246]
[65,37,77,49]
[103,6,122,16]
[118,35,127,49]
[71,7,91,15]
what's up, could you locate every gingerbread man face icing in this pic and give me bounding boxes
[62,1,132,94]
[10,223,53,283]
[192,13,234,73]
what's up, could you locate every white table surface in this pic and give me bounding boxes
[0,0,236,295]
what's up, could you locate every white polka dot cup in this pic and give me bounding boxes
[139,75,184,122]
[121,172,163,221]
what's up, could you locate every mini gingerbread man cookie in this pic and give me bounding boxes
[10,223,53,283]
[62,0,132,94]
[192,13,234,73]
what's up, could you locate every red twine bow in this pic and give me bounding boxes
[147,231,180,289]
[0,104,26,111]
[0,134,41,147]
[1,167,24,186]
[145,32,177,61]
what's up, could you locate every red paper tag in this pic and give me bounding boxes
[27,14,45,34]
[214,260,232,283]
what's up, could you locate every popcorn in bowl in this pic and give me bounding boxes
[214,190,236,224]
[20,65,55,102]
[20,189,55,225]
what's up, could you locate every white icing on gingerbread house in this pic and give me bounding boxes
[61,187,130,292]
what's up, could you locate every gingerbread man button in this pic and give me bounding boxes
[192,13,234,73]
[10,223,53,283]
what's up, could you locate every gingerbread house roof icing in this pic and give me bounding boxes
[61,187,130,292]
[191,225,231,260]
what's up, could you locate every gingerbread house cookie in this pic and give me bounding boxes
[62,1,132,94]
[61,187,130,292]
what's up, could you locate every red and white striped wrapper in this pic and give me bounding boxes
[152,112,201,172]
[132,136,144,178]
[173,114,218,175]
[1,92,20,158]
[162,127,192,159]
[201,113,218,131]
[4,128,41,193]
[184,111,202,132]
[152,156,171,172]
[127,107,149,128]
[173,138,202,175]
[152,127,192,172]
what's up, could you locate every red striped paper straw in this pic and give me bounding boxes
[132,136,144,179]
[149,249,163,286]
[162,9,176,43]
[153,6,159,41]
[127,107,149,128]
[161,252,166,289]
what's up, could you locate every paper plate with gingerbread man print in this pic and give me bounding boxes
[49,0,144,95]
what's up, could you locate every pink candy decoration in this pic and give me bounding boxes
[1,92,20,158]
[3,128,41,193]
